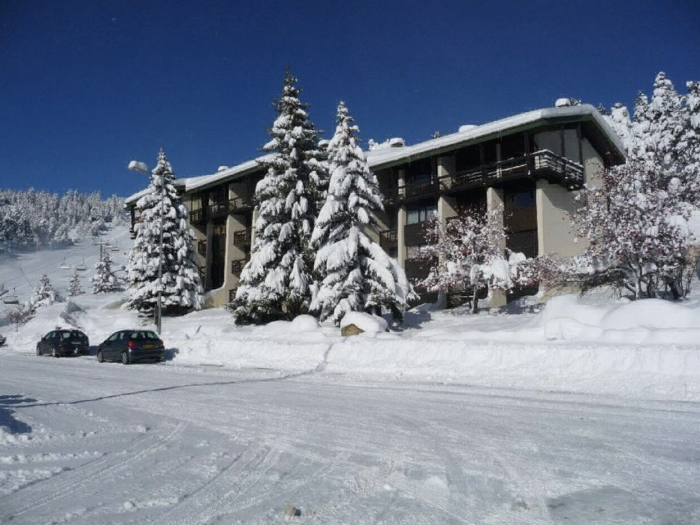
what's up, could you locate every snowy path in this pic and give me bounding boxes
[1,354,699,524]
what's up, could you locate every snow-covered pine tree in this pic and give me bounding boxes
[644,72,684,175]
[92,251,120,293]
[676,80,700,204]
[230,71,323,324]
[31,274,58,308]
[310,101,416,324]
[68,270,84,297]
[127,148,203,315]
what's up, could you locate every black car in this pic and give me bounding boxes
[36,330,89,357]
[0,333,6,347]
[97,330,165,365]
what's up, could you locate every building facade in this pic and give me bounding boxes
[126,104,625,308]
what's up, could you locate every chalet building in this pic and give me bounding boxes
[126,104,625,308]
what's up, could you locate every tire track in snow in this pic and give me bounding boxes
[148,443,281,525]
[0,421,187,521]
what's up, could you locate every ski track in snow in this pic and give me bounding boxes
[1,355,700,524]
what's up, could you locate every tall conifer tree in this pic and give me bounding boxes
[311,101,415,324]
[127,148,203,315]
[231,71,324,324]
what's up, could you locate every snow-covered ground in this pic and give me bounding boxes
[2,227,700,523]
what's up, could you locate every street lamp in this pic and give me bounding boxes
[128,158,164,335]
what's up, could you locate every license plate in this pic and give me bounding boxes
[143,344,155,349]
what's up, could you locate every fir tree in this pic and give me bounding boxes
[68,270,84,297]
[231,71,324,324]
[127,148,203,315]
[31,274,58,308]
[92,251,120,293]
[310,101,416,324]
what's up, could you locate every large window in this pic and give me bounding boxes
[406,203,437,224]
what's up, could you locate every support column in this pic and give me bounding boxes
[396,168,407,267]
[437,154,455,190]
[204,220,214,292]
[486,187,507,308]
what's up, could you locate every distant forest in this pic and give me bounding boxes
[0,189,126,251]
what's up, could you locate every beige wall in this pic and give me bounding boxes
[536,180,581,258]
[582,137,604,187]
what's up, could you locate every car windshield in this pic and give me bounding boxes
[60,331,85,340]
[129,331,160,341]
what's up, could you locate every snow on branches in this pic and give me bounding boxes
[92,251,120,294]
[126,148,203,315]
[570,162,694,299]
[310,101,416,324]
[415,208,529,313]
[231,71,326,324]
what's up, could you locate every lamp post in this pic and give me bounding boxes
[128,159,164,335]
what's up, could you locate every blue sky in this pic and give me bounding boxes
[1,0,698,198]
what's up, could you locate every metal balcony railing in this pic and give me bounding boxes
[231,256,251,274]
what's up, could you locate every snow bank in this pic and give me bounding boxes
[340,312,388,333]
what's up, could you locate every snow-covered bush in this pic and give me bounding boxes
[569,162,695,299]
[416,208,528,313]
[311,101,416,324]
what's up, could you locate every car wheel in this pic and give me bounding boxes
[97,350,104,363]
[121,351,130,365]
[52,348,58,358]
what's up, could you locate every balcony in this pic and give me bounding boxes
[233,229,251,245]
[231,256,251,274]
[207,199,228,219]
[394,150,584,202]
[229,196,253,214]
[400,178,439,203]
[197,240,207,257]
[379,229,397,249]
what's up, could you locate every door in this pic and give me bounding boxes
[104,332,121,360]
[40,332,55,355]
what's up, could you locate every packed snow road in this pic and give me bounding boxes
[1,354,699,524]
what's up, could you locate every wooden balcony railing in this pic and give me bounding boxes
[197,240,207,257]
[379,229,397,248]
[233,229,251,245]
[207,200,228,218]
[394,150,584,202]
[229,196,253,214]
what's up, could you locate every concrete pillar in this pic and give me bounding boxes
[486,187,507,308]
[437,154,455,189]
[250,207,259,248]
[397,169,407,266]
[204,220,214,292]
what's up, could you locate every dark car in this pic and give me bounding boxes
[0,333,6,347]
[97,330,165,365]
[36,330,89,357]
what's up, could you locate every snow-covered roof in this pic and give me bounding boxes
[366,104,626,169]
[124,104,624,206]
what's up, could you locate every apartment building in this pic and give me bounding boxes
[126,104,625,308]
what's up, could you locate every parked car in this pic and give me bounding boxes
[97,330,165,365]
[36,329,89,357]
[0,333,6,347]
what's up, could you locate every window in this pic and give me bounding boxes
[407,203,437,224]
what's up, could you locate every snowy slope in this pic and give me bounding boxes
[0,226,132,323]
